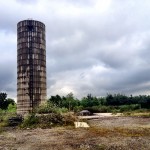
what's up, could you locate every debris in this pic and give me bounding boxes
[8,116,23,126]
[78,110,92,116]
[74,122,90,128]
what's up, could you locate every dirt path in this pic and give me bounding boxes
[88,116,150,128]
[78,113,121,119]
[0,116,150,150]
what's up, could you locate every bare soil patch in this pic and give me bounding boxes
[0,116,150,150]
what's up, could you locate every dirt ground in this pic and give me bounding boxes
[0,116,150,150]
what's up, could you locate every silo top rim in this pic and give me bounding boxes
[17,19,45,26]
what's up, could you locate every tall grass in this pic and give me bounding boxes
[20,113,76,128]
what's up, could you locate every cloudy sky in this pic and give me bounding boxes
[1,0,150,99]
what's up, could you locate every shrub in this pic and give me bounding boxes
[62,113,76,126]
[73,106,84,113]
[7,103,17,113]
[84,106,111,113]
[119,104,141,112]
[111,109,120,114]
[35,103,55,114]
[98,106,111,112]
[20,112,76,128]
[0,109,5,122]
[0,111,18,127]
[21,113,39,128]
[55,107,68,113]
[37,113,63,128]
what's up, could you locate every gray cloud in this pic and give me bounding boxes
[1,0,150,99]
[16,0,38,5]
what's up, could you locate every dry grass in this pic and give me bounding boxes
[87,126,150,137]
[0,116,150,150]
[123,112,150,117]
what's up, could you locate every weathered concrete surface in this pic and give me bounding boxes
[74,122,90,128]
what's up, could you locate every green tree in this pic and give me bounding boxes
[0,92,15,109]
[7,103,17,112]
[49,95,62,107]
[66,92,74,111]
[106,93,128,106]
[0,92,7,109]
[80,94,100,107]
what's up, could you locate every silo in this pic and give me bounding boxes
[17,19,46,115]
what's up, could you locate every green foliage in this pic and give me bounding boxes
[97,106,111,113]
[48,93,80,111]
[119,104,141,112]
[21,99,76,128]
[85,106,111,113]
[55,107,68,113]
[7,103,17,113]
[21,113,39,128]
[73,106,84,112]
[80,94,101,108]
[37,113,63,128]
[35,102,56,114]
[0,92,15,110]
[106,93,128,106]
[46,93,150,114]
[0,111,18,127]
[0,101,17,128]
[106,94,150,109]
[36,102,69,114]
[0,92,7,109]
[0,92,7,101]
[21,112,76,128]
[49,95,62,107]
[0,109,6,123]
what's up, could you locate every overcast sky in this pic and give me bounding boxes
[1,0,150,99]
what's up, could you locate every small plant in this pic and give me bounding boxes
[0,109,18,127]
[35,103,55,114]
[20,113,39,128]
[62,113,76,126]
[7,103,17,113]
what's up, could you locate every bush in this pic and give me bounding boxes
[0,111,18,127]
[84,106,111,113]
[0,104,18,127]
[62,113,76,126]
[38,113,75,127]
[98,106,111,112]
[21,113,39,128]
[73,106,84,113]
[35,103,55,114]
[119,104,141,112]
[55,107,68,113]
[37,113,63,128]
[20,112,76,128]
[0,109,5,122]
[133,109,149,113]
[111,109,120,114]
[7,104,17,113]
[35,102,69,114]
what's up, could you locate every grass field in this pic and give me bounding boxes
[0,114,150,150]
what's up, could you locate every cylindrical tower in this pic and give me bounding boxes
[17,19,46,115]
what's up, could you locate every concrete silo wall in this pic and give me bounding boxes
[17,20,46,115]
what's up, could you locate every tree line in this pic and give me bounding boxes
[48,93,150,112]
[0,92,150,112]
